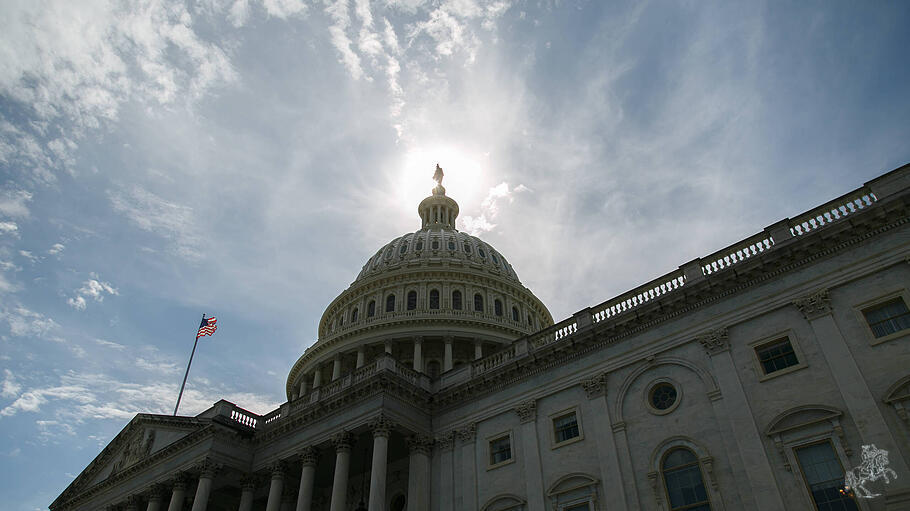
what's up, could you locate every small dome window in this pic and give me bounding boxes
[512,307,519,322]
[448,240,456,250]
[400,243,408,254]
[464,243,472,254]
[452,290,463,310]
[474,293,484,312]
[386,294,396,312]
[492,253,499,265]
[429,289,440,309]
[407,290,418,310]
[432,239,440,250]
[351,308,359,322]
[416,241,423,250]
[494,299,503,316]
[478,248,486,258]
[367,300,376,317]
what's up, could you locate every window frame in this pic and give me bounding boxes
[853,289,910,345]
[660,447,712,511]
[792,439,857,511]
[644,378,682,416]
[549,406,584,449]
[749,330,807,382]
[406,290,418,310]
[474,293,485,313]
[429,289,440,310]
[487,431,515,470]
[385,294,396,313]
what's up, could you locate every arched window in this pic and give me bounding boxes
[452,290,463,310]
[662,448,711,511]
[351,308,358,322]
[479,248,486,258]
[474,293,484,312]
[367,300,376,317]
[494,299,503,316]
[386,294,396,313]
[432,239,439,250]
[448,240,456,250]
[399,243,408,254]
[429,289,440,309]
[512,307,519,322]
[407,290,417,310]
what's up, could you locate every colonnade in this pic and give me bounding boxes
[108,416,431,511]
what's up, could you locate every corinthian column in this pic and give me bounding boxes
[237,475,256,511]
[191,460,220,511]
[296,447,319,511]
[406,435,433,511]
[368,416,394,511]
[329,432,353,511]
[146,485,166,511]
[265,462,286,511]
[167,475,188,511]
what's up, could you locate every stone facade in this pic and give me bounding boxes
[52,163,910,511]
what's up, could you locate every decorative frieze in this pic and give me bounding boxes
[793,289,832,320]
[332,431,354,452]
[696,328,730,355]
[581,373,607,398]
[407,434,434,455]
[370,414,395,438]
[299,446,319,467]
[514,399,537,423]
[456,423,476,443]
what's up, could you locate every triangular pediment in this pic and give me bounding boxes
[53,414,206,508]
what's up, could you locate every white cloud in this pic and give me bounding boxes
[0,222,18,237]
[325,0,366,80]
[67,278,118,311]
[460,182,528,235]
[47,243,65,255]
[0,189,32,217]
[94,338,125,350]
[1,306,58,338]
[1,369,21,398]
[135,358,181,375]
[108,186,202,260]
[18,250,37,263]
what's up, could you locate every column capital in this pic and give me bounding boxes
[456,423,476,443]
[370,414,395,438]
[435,431,456,452]
[332,431,354,452]
[444,335,454,344]
[412,335,423,344]
[270,461,287,480]
[407,434,434,455]
[147,483,167,502]
[793,288,832,320]
[240,474,258,492]
[514,399,537,423]
[696,328,730,355]
[581,372,607,398]
[196,458,221,479]
[171,473,189,491]
[299,446,319,467]
[125,495,140,511]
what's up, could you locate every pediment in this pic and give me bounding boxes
[482,494,525,511]
[884,376,910,403]
[766,405,842,435]
[55,414,205,505]
[546,472,598,496]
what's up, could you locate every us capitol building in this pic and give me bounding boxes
[52,163,910,511]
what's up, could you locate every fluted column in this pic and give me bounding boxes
[237,475,256,511]
[146,485,166,511]
[412,337,423,372]
[473,340,482,360]
[167,476,188,511]
[332,354,342,381]
[313,368,322,388]
[330,432,353,511]
[191,460,220,511]
[369,416,394,511]
[406,435,433,511]
[265,462,286,511]
[296,447,319,511]
[356,346,365,368]
[443,337,453,371]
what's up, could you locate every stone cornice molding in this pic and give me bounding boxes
[370,414,395,438]
[696,328,730,356]
[514,399,537,423]
[332,431,354,452]
[406,434,434,455]
[299,446,319,466]
[793,288,833,320]
[581,373,607,399]
[456,423,476,443]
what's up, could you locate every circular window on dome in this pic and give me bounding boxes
[646,380,681,415]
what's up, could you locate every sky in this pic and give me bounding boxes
[1,0,909,508]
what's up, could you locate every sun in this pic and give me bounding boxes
[394,145,487,213]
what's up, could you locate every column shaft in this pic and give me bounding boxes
[368,434,389,511]
[167,485,186,511]
[330,448,351,511]
[313,369,322,388]
[190,476,213,511]
[413,340,423,372]
[356,347,365,368]
[238,488,254,511]
[443,340,453,371]
[265,474,284,511]
[407,449,430,511]
[474,341,482,360]
[296,464,316,511]
[332,356,342,381]
[147,497,163,511]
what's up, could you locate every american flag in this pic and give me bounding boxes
[196,316,217,339]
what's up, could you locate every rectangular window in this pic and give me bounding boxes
[564,504,590,511]
[554,412,580,444]
[755,337,799,375]
[863,298,910,338]
[794,442,858,511]
[489,435,512,466]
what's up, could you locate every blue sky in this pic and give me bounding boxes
[1,0,908,508]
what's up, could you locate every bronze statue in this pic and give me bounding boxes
[433,163,444,186]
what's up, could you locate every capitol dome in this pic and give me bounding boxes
[286,165,554,399]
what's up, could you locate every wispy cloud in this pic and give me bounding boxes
[0,189,32,218]
[0,306,58,338]
[108,186,202,261]
[461,182,530,235]
[67,278,118,311]
[47,243,64,255]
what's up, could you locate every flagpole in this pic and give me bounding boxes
[174,314,204,416]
